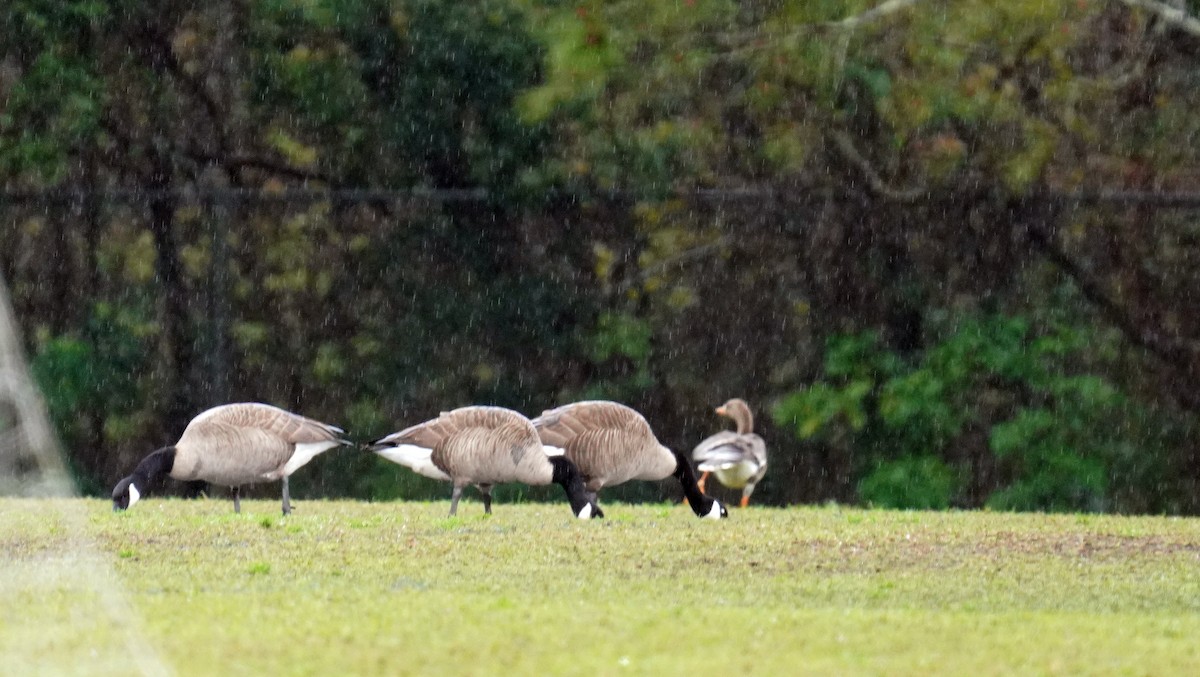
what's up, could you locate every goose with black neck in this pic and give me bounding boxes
[112,402,350,515]
[370,405,602,519]
[533,400,728,519]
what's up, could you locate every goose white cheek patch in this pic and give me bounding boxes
[541,445,565,457]
[127,484,140,508]
[704,501,723,520]
[577,503,593,520]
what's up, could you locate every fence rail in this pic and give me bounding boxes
[3,187,1200,208]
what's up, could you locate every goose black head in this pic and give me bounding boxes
[111,446,176,512]
[693,494,728,520]
[111,476,142,512]
[548,455,603,519]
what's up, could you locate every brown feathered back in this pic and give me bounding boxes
[386,406,554,486]
[534,401,677,491]
[171,403,344,486]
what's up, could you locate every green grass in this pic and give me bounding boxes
[2,497,1199,676]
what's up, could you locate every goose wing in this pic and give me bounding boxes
[374,406,539,482]
[533,401,668,485]
[176,403,348,482]
[693,431,766,469]
[533,400,654,446]
[187,403,346,444]
[375,406,525,449]
[694,432,768,491]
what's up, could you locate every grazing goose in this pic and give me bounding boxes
[112,403,350,515]
[692,398,768,507]
[370,405,600,519]
[533,400,727,519]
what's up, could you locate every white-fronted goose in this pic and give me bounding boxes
[370,405,600,519]
[111,403,350,515]
[693,398,768,507]
[533,400,727,519]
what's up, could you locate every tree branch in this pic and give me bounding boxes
[1117,0,1200,39]
[184,149,334,185]
[829,0,925,30]
[829,131,926,202]
[1025,219,1200,410]
[616,238,730,293]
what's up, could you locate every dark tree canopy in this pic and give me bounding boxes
[3,0,1200,512]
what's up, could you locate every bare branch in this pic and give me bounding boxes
[1117,0,1200,39]
[829,0,925,30]
[617,238,730,293]
[1025,220,1200,411]
[8,185,1200,209]
[829,131,926,202]
[184,149,334,185]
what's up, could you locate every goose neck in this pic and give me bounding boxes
[671,449,711,515]
[549,456,596,518]
[133,446,177,488]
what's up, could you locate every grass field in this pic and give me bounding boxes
[2,497,1199,676]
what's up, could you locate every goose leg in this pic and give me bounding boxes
[478,484,493,515]
[740,482,756,508]
[281,476,292,516]
[449,485,464,516]
[232,486,241,514]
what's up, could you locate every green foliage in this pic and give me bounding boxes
[4,0,1200,515]
[30,304,149,450]
[859,455,958,510]
[0,1,106,181]
[250,0,544,188]
[578,311,654,400]
[774,315,1134,512]
[587,310,652,364]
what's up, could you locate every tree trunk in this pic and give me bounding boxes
[148,164,193,438]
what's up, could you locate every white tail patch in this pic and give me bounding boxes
[697,459,740,472]
[127,484,140,508]
[374,444,451,481]
[542,445,566,457]
[282,441,342,477]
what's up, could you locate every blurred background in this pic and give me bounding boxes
[3,0,1200,513]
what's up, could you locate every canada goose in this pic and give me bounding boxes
[533,400,727,519]
[693,398,768,507]
[111,403,350,515]
[370,405,601,519]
